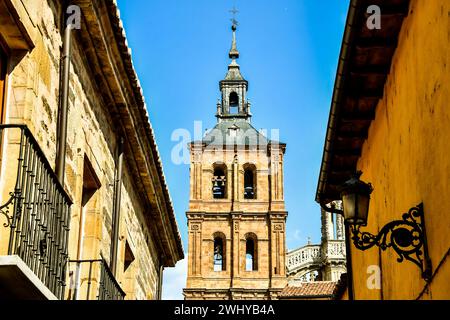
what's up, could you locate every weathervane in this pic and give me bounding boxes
[229,6,239,28]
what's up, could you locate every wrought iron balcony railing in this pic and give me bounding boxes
[68,258,126,300]
[0,124,72,299]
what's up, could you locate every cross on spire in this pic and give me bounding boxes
[229,6,239,28]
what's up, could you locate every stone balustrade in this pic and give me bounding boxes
[286,245,321,272]
[286,240,346,275]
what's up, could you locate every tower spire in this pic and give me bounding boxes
[229,24,239,59]
[229,6,240,59]
[216,7,250,121]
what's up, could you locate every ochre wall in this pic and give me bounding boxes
[351,0,450,300]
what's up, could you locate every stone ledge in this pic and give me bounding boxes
[0,255,57,300]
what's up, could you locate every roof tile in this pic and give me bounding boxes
[280,282,337,298]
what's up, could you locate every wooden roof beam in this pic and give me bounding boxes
[350,64,391,75]
[340,112,376,121]
[354,37,399,48]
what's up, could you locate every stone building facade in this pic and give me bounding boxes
[0,0,183,300]
[183,24,287,300]
[286,202,346,285]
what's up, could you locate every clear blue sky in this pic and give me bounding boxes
[117,0,350,299]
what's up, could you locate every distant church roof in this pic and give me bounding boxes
[203,118,269,146]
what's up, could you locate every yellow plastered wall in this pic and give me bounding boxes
[352,0,450,300]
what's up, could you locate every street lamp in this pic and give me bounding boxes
[330,171,432,281]
[340,171,373,226]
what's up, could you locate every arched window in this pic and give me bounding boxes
[229,92,239,114]
[244,164,256,199]
[213,233,226,271]
[245,233,258,271]
[212,164,227,199]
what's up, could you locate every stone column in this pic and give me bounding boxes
[231,213,241,288]
[333,201,345,240]
[321,208,334,242]
[231,154,239,211]
[336,214,345,240]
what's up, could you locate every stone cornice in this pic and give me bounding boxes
[72,0,183,266]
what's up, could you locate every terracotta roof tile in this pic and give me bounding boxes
[280,282,337,298]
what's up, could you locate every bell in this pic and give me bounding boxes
[244,186,254,199]
[213,185,223,196]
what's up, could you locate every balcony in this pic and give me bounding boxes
[67,258,125,300]
[0,124,72,300]
[286,245,322,273]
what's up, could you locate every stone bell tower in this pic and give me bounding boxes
[183,22,288,300]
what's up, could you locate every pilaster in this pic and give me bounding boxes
[269,213,287,290]
[230,212,242,288]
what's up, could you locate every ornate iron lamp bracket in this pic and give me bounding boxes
[350,203,432,281]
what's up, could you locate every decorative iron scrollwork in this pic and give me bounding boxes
[0,192,16,228]
[350,203,432,281]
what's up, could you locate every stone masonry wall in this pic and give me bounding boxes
[185,145,287,300]
[0,0,161,300]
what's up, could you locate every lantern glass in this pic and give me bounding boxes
[342,193,356,222]
[357,193,370,225]
[340,172,373,226]
[342,192,370,226]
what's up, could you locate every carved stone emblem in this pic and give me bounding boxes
[274,224,283,231]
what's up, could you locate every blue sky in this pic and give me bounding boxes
[117,0,350,299]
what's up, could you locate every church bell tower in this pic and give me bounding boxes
[183,20,288,300]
